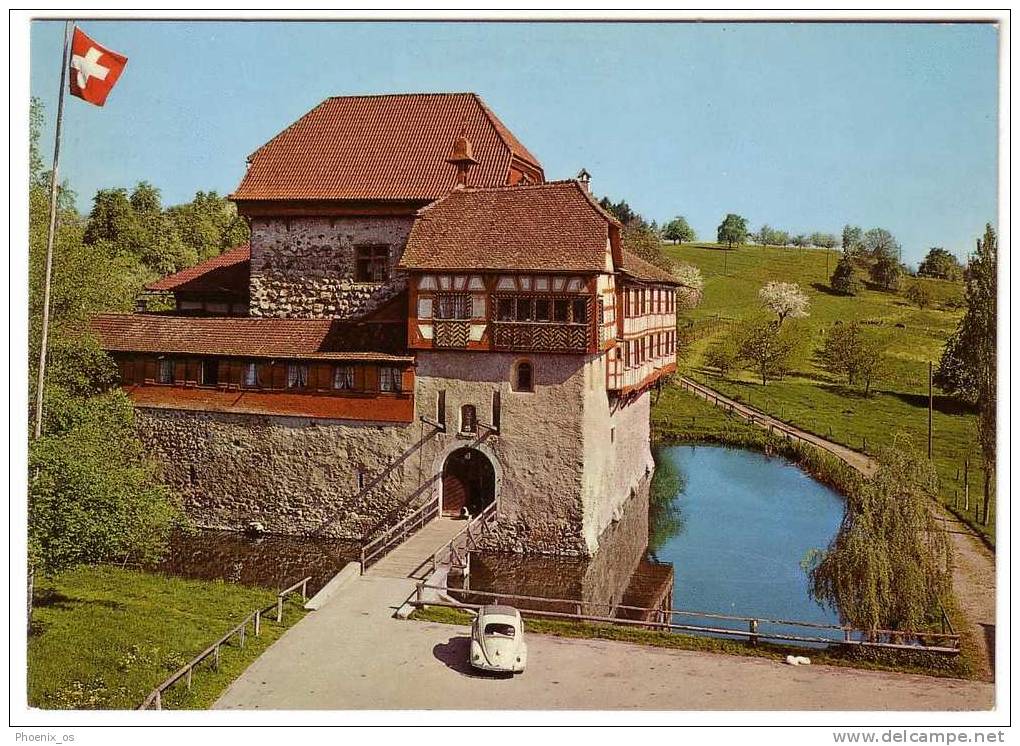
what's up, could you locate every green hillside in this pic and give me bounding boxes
[658,242,992,543]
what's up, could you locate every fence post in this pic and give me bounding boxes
[186,667,193,690]
[239,620,246,648]
[213,645,220,672]
[154,690,162,711]
[749,619,758,646]
[301,578,308,602]
[277,595,284,623]
[254,609,261,637]
[416,581,424,605]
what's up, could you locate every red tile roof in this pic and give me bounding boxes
[92,313,410,361]
[618,249,682,286]
[125,386,414,423]
[145,244,251,293]
[231,93,544,202]
[400,180,618,273]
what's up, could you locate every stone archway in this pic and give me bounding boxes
[441,447,496,517]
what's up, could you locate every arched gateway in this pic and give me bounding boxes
[441,447,496,517]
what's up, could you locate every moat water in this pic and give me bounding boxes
[152,445,846,643]
[650,445,845,638]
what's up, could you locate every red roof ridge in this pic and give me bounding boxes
[470,93,542,170]
[415,179,620,228]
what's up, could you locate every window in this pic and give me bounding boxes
[571,299,588,325]
[157,358,174,384]
[434,293,472,320]
[553,299,569,322]
[514,361,534,392]
[243,362,258,387]
[199,359,219,386]
[287,363,309,389]
[380,366,402,393]
[333,365,355,390]
[355,244,390,283]
[460,404,477,434]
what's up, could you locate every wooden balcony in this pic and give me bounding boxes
[491,321,590,352]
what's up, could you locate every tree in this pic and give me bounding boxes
[841,224,863,256]
[28,101,183,626]
[622,223,673,272]
[704,344,736,377]
[870,253,902,291]
[830,252,862,295]
[758,281,809,325]
[811,232,838,249]
[598,196,644,227]
[752,224,780,247]
[773,229,791,247]
[818,321,889,395]
[791,234,811,248]
[716,213,748,248]
[736,317,798,386]
[935,224,997,522]
[673,263,704,310]
[862,228,901,260]
[904,282,932,310]
[917,247,963,281]
[805,439,952,632]
[662,216,695,244]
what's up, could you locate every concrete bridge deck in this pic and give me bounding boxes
[366,516,466,579]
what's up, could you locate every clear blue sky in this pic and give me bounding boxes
[30,20,999,266]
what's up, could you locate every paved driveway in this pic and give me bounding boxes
[213,575,993,711]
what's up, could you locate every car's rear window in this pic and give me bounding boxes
[483,623,516,638]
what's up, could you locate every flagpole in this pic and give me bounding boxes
[33,20,72,439]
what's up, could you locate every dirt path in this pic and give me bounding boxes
[677,376,996,681]
[215,574,993,711]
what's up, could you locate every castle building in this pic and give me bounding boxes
[92,93,680,557]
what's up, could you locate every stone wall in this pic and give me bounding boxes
[136,408,429,540]
[135,349,655,556]
[579,353,655,552]
[248,216,414,319]
[414,350,589,556]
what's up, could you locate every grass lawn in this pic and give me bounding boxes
[664,242,993,543]
[27,565,307,710]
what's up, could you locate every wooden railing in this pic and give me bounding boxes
[137,577,311,710]
[428,500,499,576]
[410,584,960,655]
[677,376,856,464]
[360,493,442,573]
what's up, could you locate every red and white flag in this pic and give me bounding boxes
[69,26,128,107]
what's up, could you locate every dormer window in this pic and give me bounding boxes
[355,244,390,283]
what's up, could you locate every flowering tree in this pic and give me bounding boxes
[758,281,810,324]
[674,263,704,310]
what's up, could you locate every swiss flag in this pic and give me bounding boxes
[69,27,128,107]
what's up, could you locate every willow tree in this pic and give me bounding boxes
[804,439,952,632]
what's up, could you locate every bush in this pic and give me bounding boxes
[704,344,737,377]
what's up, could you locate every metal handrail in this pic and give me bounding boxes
[360,493,442,572]
[137,576,311,710]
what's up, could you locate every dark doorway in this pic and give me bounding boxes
[442,448,496,517]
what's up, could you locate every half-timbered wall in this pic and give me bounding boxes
[607,282,678,393]
[409,272,602,354]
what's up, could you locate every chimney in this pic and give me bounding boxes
[446,126,480,189]
[576,168,592,193]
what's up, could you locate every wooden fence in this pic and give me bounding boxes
[137,576,310,710]
[677,376,857,465]
[411,583,960,655]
